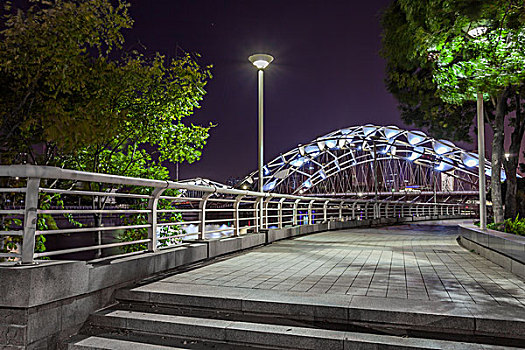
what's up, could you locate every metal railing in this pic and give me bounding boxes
[0,165,475,264]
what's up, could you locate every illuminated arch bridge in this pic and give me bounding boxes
[239,124,493,203]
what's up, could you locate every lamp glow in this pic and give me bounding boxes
[468,26,488,38]
[248,54,274,70]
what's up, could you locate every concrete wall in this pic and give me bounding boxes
[458,225,525,279]
[0,215,465,349]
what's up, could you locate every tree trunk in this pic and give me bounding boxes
[504,92,525,219]
[491,91,508,223]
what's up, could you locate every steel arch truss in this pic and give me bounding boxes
[240,125,492,200]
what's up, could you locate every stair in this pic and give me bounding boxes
[65,282,525,349]
[69,309,511,350]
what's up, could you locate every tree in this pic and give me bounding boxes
[0,0,213,257]
[381,0,525,222]
[0,0,212,177]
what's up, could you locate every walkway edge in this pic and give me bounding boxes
[116,282,525,340]
[458,224,525,279]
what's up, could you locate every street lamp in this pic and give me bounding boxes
[477,92,487,229]
[249,53,273,230]
[468,25,488,230]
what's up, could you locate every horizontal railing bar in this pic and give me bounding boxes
[0,252,20,258]
[0,231,23,236]
[159,196,202,201]
[204,218,234,224]
[36,224,151,235]
[157,209,199,213]
[159,221,199,227]
[34,239,151,257]
[40,188,152,199]
[0,210,24,214]
[0,188,26,193]
[37,209,150,215]
[207,198,236,203]
[158,233,195,241]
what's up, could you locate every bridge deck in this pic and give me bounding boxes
[161,221,525,307]
[107,221,525,347]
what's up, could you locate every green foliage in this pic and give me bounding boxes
[0,0,213,174]
[484,215,525,236]
[0,0,214,257]
[0,191,81,260]
[380,1,477,142]
[383,0,525,105]
[117,188,184,253]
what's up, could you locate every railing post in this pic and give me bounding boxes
[293,199,300,225]
[378,203,383,219]
[234,195,245,236]
[263,197,271,229]
[386,203,390,218]
[339,201,344,221]
[278,198,285,228]
[21,178,40,264]
[323,200,329,223]
[351,202,358,220]
[198,193,213,240]
[147,187,166,252]
[254,198,262,231]
[308,200,314,225]
[365,202,370,219]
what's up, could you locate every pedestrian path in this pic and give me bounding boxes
[164,222,525,307]
[73,221,525,349]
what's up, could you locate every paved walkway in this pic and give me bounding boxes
[164,221,525,308]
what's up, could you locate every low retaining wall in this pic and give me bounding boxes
[458,224,525,279]
[1,215,465,349]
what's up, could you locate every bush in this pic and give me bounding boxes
[482,216,525,236]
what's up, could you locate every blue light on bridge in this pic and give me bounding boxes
[435,159,453,172]
[461,153,479,168]
[263,180,277,191]
[407,146,424,161]
[325,139,338,149]
[407,131,426,145]
[291,157,306,167]
[384,126,402,139]
[433,139,455,155]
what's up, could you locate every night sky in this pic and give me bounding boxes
[125,0,407,182]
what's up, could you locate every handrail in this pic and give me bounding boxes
[0,165,476,264]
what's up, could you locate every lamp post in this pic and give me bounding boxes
[465,26,488,230]
[477,92,487,229]
[248,53,273,231]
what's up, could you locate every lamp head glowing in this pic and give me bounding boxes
[467,26,488,38]
[248,54,274,70]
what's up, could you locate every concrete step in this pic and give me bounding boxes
[115,282,525,343]
[83,309,511,350]
[67,335,188,349]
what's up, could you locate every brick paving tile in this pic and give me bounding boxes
[162,223,525,308]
